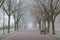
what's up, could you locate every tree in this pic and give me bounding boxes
[41,0,60,34]
[49,0,60,34]
[30,7,42,30]
[3,9,5,35]
[2,0,19,33]
[0,0,5,34]
[31,0,47,30]
[31,0,60,34]
[13,0,27,30]
[40,0,51,33]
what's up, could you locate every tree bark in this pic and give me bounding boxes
[3,12,5,35]
[8,16,10,33]
[15,22,16,31]
[17,22,18,30]
[52,19,55,35]
[39,21,41,30]
[47,20,50,33]
[17,17,19,30]
[16,13,19,30]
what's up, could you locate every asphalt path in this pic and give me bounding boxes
[1,30,53,40]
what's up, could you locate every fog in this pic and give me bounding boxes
[0,0,60,29]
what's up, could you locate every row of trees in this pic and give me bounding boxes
[31,0,60,35]
[0,0,27,33]
[0,0,60,35]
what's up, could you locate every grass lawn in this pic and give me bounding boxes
[49,28,60,40]
[55,31,60,40]
[0,28,14,35]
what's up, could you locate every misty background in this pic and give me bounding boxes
[0,0,60,29]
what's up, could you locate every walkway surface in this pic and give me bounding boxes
[1,30,54,40]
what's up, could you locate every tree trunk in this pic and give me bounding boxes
[39,22,41,30]
[3,12,5,35]
[15,22,16,31]
[8,16,10,33]
[52,19,55,35]
[47,20,50,33]
[39,24,41,30]
[17,22,18,30]
[16,17,18,30]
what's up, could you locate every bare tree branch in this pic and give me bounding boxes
[2,6,9,15]
[10,9,19,15]
[0,0,5,7]
[53,0,59,11]
[54,10,60,19]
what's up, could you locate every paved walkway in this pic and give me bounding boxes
[1,30,54,40]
